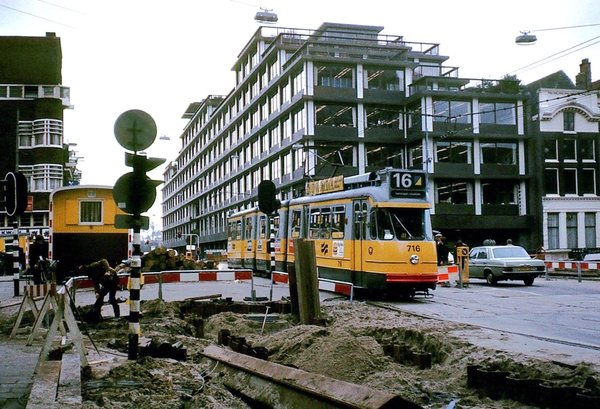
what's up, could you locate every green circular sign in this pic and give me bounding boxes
[114,110,157,152]
[113,173,157,215]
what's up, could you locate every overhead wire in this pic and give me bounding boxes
[0,2,76,29]
[508,35,600,76]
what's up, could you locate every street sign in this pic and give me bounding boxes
[114,214,150,230]
[113,172,161,215]
[114,109,157,152]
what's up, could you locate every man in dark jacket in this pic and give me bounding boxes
[29,235,47,284]
[79,259,120,321]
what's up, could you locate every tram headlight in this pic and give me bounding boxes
[410,254,419,264]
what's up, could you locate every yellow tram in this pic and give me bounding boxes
[49,185,131,280]
[228,169,439,297]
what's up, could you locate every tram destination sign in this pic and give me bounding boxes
[389,170,426,199]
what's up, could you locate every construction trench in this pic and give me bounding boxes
[6,296,599,409]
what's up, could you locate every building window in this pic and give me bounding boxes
[543,139,558,161]
[562,139,576,161]
[479,102,516,125]
[585,213,596,248]
[32,119,62,147]
[544,168,559,195]
[293,107,304,134]
[409,145,423,168]
[564,169,577,195]
[567,212,578,248]
[315,104,355,127]
[364,68,404,91]
[18,122,33,147]
[364,105,399,129]
[580,138,595,161]
[292,70,305,95]
[581,169,596,195]
[436,141,472,164]
[480,142,517,165]
[80,200,102,224]
[32,164,62,192]
[436,180,472,204]
[433,100,471,123]
[563,111,575,131]
[481,180,517,205]
[315,64,354,88]
[547,213,559,250]
[366,145,403,169]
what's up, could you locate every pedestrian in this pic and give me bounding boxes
[436,233,450,265]
[79,259,120,322]
[29,235,47,284]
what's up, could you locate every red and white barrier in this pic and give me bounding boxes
[438,265,459,287]
[272,271,353,297]
[75,269,253,289]
[23,282,56,298]
[317,279,353,296]
[545,261,600,270]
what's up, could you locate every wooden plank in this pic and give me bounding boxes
[26,360,61,409]
[184,293,222,301]
[56,349,82,408]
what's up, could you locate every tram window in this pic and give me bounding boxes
[259,216,267,239]
[244,217,253,239]
[320,207,331,239]
[273,215,280,238]
[391,208,425,240]
[332,206,345,239]
[370,208,425,240]
[291,210,302,238]
[228,221,241,240]
[309,208,320,238]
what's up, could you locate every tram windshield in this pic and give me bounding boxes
[370,207,425,241]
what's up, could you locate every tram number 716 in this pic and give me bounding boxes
[407,245,421,252]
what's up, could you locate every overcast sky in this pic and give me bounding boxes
[1,0,599,222]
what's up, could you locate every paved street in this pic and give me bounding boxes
[387,276,600,368]
[2,273,600,407]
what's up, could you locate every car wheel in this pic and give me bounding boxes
[523,277,535,286]
[485,271,497,285]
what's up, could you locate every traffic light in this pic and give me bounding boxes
[177,231,182,239]
[113,152,166,215]
[0,172,28,216]
[258,180,281,215]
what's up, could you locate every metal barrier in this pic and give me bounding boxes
[272,270,354,302]
[544,260,600,283]
[69,269,254,302]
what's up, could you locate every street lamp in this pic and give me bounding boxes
[516,23,600,45]
[254,8,278,24]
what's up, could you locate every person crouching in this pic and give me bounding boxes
[79,259,120,322]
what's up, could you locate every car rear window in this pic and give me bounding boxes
[492,247,530,259]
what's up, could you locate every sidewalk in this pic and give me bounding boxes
[0,338,42,409]
[0,276,43,409]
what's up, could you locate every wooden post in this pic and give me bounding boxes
[286,263,299,317]
[293,239,320,325]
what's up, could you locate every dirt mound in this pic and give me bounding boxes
[2,299,599,408]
